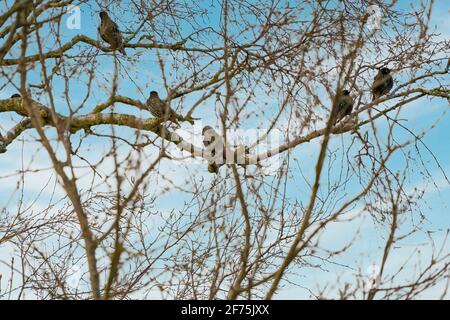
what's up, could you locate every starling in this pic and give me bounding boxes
[332,90,354,125]
[202,125,216,147]
[98,11,126,55]
[10,94,21,98]
[147,91,174,118]
[202,126,226,173]
[146,91,195,125]
[371,67,393,101]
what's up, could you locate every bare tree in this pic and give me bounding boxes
[0,0,449,300]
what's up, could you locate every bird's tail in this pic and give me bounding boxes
[176,114,199,125]
[120,46,127,56]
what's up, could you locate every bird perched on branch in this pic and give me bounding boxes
[372,67,393,101]
[146,91,196,124]
[98,11,126,55]
[331,90,354,125]
[10,93,21,98]
[202,126,226,174]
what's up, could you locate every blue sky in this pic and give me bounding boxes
[0,0,449,299]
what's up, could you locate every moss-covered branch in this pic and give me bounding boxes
[0,34,226,66]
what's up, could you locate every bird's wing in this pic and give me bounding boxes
[374,75,391,91]
[344,97,354,115]
[108,19,121,34]
[338,100,347,108]
[157,99,170,114]
[99,26,110,43]
[372,76,385,91]
[386,76,394,91]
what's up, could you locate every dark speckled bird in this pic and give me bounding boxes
[146,91,196,125]
[372,67,393,101]
[202,126,216,147]
[332,90,354,125]
[146,91,180,124]
[98,11,126,55]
